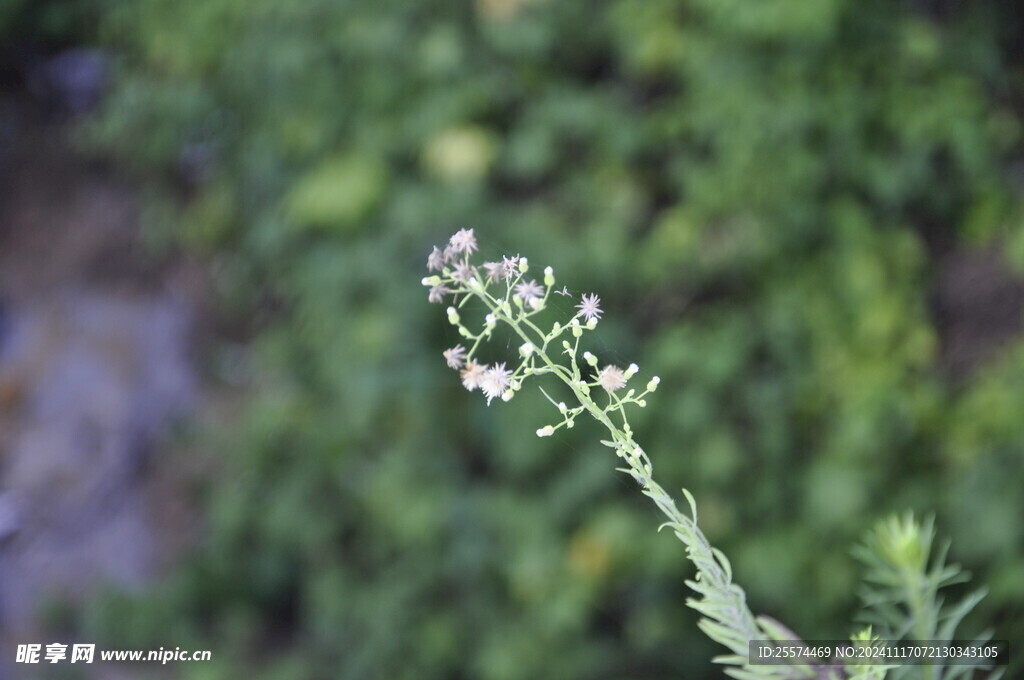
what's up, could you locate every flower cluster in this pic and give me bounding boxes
[423,230,812,680]
[422,229,659,430]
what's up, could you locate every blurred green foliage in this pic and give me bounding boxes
[0,0,96,44]
[75,0,1024,678]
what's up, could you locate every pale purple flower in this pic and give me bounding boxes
[443,345,467,369]
[598,365,627,393]
[449,228,478,254]
[482,261,504,283]
[461,361,487,391]
[428,285,452,303]
[452,262,475,283]
[576,293,603,323]
[501,255,520,280]
[427,246,445,272]
[480,362,512,405]
[514,279,544,306]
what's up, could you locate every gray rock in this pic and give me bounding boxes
[0,290,195,629]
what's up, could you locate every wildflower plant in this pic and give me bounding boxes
[423,230,997,680]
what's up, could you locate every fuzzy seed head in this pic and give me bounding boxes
[443,345,467,369]
[461,361,486,391]
[598,365,627,393]
[480,362,512,405]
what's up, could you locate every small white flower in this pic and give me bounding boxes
[576,293,603,324]
[480,362,512,405]
[544,266,555,286]
[443,345,467,370]
[428,285,452,303]
[536,425,555,437]
[646,376,660,392]
[514,279,544,306]
[427,247,445,272]
[598,365,627,393]
[624,363,639,378]
[461,361,486,391]
[449,228,478,254]
[519,342,534,357]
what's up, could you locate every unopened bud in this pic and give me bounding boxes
[544,266,554,287]
[646,376,660,392]
[422,276,441,286]
[536,425,555,437]
[519,257,529,273]
[447,307,460,324]
[624,363,639,378]
[583,351,598,367]
[520,343,534,357]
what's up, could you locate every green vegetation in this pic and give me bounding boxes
[66,0,1024,678]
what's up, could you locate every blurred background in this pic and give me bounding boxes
[0,1,1023,678]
